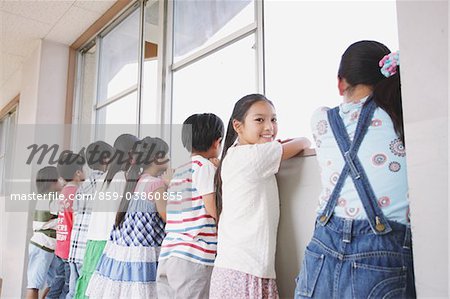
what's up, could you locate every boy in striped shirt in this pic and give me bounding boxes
[157,113,224,299]
[26,166,64,299]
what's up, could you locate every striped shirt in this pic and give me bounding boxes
[68,170,104,264]
[29,194,59,252]
[159,155,217,266]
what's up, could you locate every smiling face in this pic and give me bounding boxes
[233,100,278,145]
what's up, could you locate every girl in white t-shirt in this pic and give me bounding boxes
[211,94,310,298]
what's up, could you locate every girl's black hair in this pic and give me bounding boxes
[105,134,139,185]
[115,136,169,227]
[338,40,404,142]
[214,94,274,215]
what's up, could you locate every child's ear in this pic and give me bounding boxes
[232,119,241,134]
[213,138,222,150]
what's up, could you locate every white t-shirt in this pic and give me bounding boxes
[214,141,283,279]
[86,171,126,241]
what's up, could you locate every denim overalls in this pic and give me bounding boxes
[294,98,416,299]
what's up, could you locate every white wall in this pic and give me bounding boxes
[397,1,449,298]
[276,155,321,298]
[0,39,69,298]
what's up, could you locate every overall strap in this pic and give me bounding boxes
[318,98,392,235]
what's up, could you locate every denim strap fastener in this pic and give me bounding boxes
[318,98,392,235]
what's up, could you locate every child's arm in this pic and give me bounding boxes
[153,186,167,222]
[281,137,311,161]
[203,192,218,223]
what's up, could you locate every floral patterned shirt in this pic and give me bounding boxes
[311,96,410,225]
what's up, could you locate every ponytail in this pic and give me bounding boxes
[214,118,238,215]
[338,41,404,143]
[115,163,140,227]
[372,70,404,143]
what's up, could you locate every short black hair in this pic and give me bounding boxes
[57,152,85,182]
[85,141,115,171]
[182,113,224,152]
[36,166,59,194]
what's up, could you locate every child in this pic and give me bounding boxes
[74,134,138,299]
[157,113,224,299]
[67,141,114,298]
[210,94,310,298]
[26,166,64,299]
[86,137,170,298]
[294,41,415,298]
[48,153,85,299]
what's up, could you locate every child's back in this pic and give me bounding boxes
[86,173,166,298]
[160,154,217,264]
[157,113,224,299]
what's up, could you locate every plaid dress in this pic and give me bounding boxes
[86,174,166,298]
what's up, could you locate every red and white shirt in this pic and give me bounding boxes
[55,184,78,260]
[159,155,217,266]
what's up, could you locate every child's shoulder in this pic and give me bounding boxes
[311,106,332,129]
[227,142,281,162]
[191,155,215,169]
[312,106,332,119]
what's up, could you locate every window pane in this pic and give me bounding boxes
[74,44,97,149]
[96,92,138,144]
[264,1,399,140]
[172,34,256,126]
[141,0,161,130]
[98,8,140,103]
[173,0,254,62]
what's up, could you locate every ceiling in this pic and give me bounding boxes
[0,0,117,88]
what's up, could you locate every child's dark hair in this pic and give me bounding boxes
[105,134,139,185]
[338,40,404,142]
[85,141,115,171]
[182,113,224,153]
[214,94,274,215]
[36,166,59,194]
[115,136,169,227]
[57,152,85,182]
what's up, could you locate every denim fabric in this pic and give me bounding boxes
[294,217,415,298]
[47,257,69,299]
[296,99,416,298]
[26,243,54,289]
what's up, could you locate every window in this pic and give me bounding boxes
[170,0,259,128]
[264,1,399,140]
[172,34,257,126]
[74,1,164,147]
[73,0,400,149]
[0,110,17,196]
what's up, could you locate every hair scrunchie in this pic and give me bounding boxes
[379,51,400,78]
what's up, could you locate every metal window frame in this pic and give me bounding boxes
[72,0,267,149]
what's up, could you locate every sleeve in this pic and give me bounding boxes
[193,160,216,197]
[254,141,283,178]
[310,106,330,149]
[49,199,59,215]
